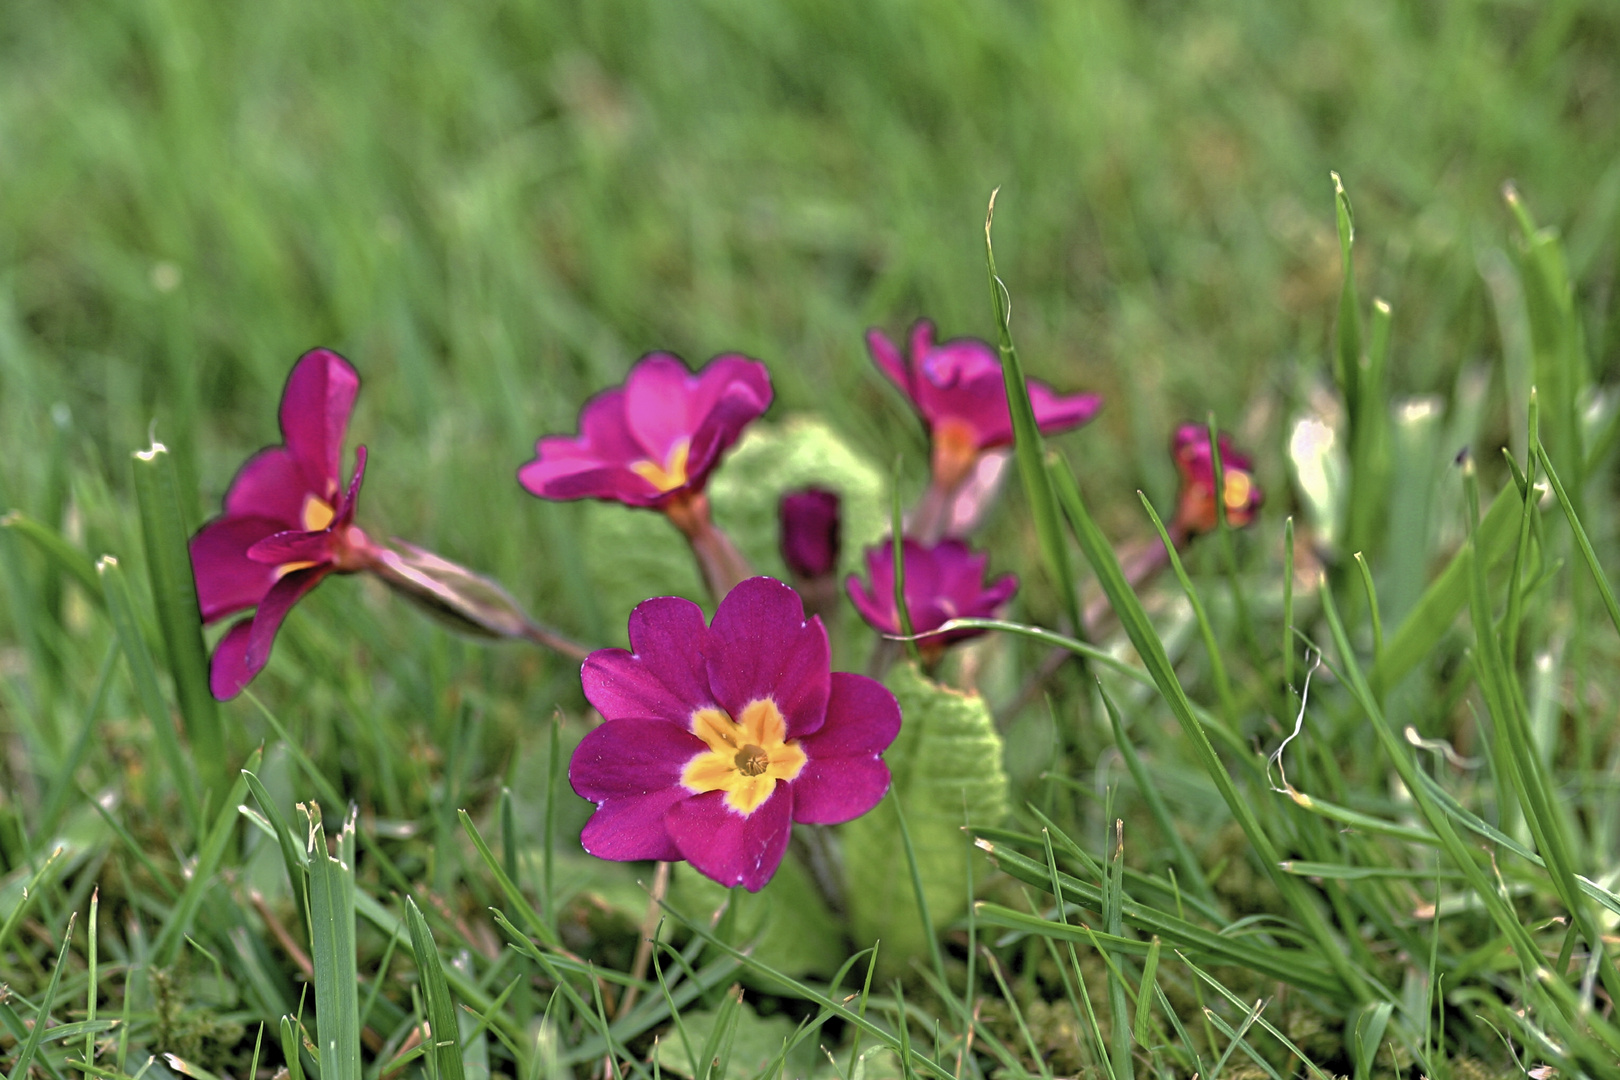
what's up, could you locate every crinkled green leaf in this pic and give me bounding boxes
[708,414,888,581]
[582,415,887,638]
[667,852,844,980]
[843,662,1007,969]
[653,997,818,1080]
[581,504,706,636]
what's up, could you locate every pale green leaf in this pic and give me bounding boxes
[843,662,1008,969]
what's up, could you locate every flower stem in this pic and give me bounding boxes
[907,476,957,544]
[995,538,1172,726]
[665,493,753,600]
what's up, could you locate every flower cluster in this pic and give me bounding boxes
[188,314,1261,893]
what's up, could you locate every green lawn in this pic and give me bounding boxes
[3,0,1620,1076]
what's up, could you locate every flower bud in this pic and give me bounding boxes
[778,488,841,580]
[1171,424,1263,537]
[369,540,534,640]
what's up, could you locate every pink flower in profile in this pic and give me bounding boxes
[189,350,381,700]
[570,577,899,891]
[1171,424,1262,537]
[846,538,1018,658]
[519,354,772,511]
[867,320,1100,490]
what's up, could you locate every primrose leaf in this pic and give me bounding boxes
[842,662,1008,970]
[708,415,888,581]
[667,852,844,980]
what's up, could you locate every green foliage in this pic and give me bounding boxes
[709,416,889,582]
[668,856,845,980]
[844,662,1007,969]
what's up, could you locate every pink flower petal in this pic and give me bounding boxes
[580,793,685,862]
[664,786,794,892]
[582,597,714,725]
[208,565,327,699]
[570,717,705,799]
[190,515,287,621]
[246,530,334,566]
[338,445,368,523]
[1028,381,1102,435]
[682,379,774,493]
[705,578,830,740]
[791,676,899,826]
[795,672,900,763]
[623,355,702,461]
[574,386,643,463]
[279,350,360,502]
[518,456,662,504]
[791,758,891,825]
[865,328,913,398]
[223,447,315,526]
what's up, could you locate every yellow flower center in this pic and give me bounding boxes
[680,699,807,815]
[630,438,692,493]
[302,494,336,532]
[930,418,980,491]
[1223,470,1253,514]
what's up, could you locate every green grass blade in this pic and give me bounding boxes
[151,747,259,965]
[1332,171,1362,424]
[1046,453,1365,1002]
[1097,680,1214,908]
[0,511,104,604]
[1506,185,1585,505]
[1133,937,1161,1050]
[97,554,201,834]
[1137,492,1237,721]
[888,786,948,998]
[303,803,362,1080]
[985,190,1082,635]
[1537,438,1620,641]
[4,912,75,1080]
[405,896,468,1080]
[1368,480,1522,697]
[1316,582,1550,986]
[243,769,311,895]
[458,808,563,948]
[132,442,224,792]
[891,457,919,663]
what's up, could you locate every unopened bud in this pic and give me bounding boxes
[778,488,841,580]
[370,541,533,640]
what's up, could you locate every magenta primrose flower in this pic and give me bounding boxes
[519,353,772,511]
[1171,424,1263,537]
[190,350,381,700]
[846,538,1018,658]
[570,577,900,891]
[867,319,1100,490]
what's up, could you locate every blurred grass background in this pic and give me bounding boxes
[5,0,1617,586]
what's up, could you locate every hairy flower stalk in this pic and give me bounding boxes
[519,352,770,598]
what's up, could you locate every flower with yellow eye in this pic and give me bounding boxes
[867,320,1099,494]
[190,350,381,699]
[1171,424,1263,538]
[569,577,900,892]
[518,353,771,511]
